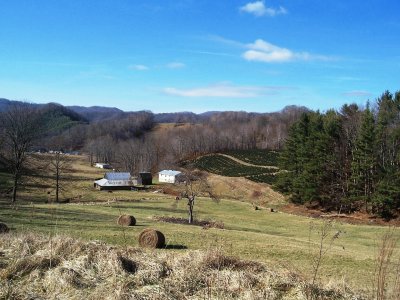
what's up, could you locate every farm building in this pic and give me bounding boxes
[94,172,134,190]
[138,172,152,185]
[95,163,112,169]
[158,170,183,184]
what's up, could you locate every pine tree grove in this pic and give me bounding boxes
[275,91,400,218]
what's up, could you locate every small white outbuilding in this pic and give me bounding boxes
[158,170,182,184]
[95,163,112,169]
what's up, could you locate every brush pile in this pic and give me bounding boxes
[0,233,362,299]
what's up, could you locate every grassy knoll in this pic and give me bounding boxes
[224,149,280,166]
[192,154,277,184]
[0,154,392,295]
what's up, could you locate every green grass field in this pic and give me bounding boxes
[0,193,387,292]
[0,154,395,295]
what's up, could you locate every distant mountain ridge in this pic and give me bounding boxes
[0,97,310,124]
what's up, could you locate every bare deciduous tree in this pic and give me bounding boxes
[0,104,41,202]
[46,152,71,203]
[180,169,217,224]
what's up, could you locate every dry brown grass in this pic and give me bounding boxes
[207,173,286,207]
[372,227,400,300]
[0,232,362,299]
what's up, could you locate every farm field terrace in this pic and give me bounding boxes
[223,149,280,166]
[191,153,278,184]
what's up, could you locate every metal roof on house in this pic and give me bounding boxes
[104,172,131,180]
[158,170,182,176]
[94,179,108,186]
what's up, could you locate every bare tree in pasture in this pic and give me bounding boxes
[45,151,72,203]
[0,104,41,202]
[180,169,217,224]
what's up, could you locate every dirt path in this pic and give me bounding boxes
[217,153,279,169]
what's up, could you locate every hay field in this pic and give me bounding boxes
[0,233,362,299]
[0,154,396,295]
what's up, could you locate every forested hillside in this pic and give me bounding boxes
[276,91,400,218]
[0,97,306,173]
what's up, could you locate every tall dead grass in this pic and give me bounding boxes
[372,227,400,300]
[0,232,361,299]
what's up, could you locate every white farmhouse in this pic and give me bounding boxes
[158,170,182,184]
[94,172,133,190]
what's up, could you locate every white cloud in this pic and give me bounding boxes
[243,39,334,63]
[128,64,149,71]
[240,1,287,17]
[163,83,269,98]
[166,62,186,69]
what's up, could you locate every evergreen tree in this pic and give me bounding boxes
[349,105,377,212]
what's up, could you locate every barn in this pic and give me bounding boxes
[94,172,134,190]
[158,170,183,184]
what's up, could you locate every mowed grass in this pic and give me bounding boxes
[0,154,392,293]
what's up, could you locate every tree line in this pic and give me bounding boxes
[276,91,400,218]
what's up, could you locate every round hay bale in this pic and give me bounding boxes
[138,228,165,249]
[0,223,9,234]
[117,215,136,226]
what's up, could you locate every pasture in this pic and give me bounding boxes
[0,153,395,295]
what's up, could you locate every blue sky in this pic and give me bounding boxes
[0,0,399,113]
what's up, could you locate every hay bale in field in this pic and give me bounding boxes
[117,215,136,226]
[138,228,165,249]
[0,222,10,233]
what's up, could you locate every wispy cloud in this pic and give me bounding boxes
[163,83,285,98]
[342,90,372,97]
[243,39,334,63]
[185,50,237,58]
[128,64,149,71]
[240,1,287,17]
[166,62,186,69]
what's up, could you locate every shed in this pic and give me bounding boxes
[158,170,182,184]
[95,163,112,169]
[138,172,153,185]
[94,172,133,190]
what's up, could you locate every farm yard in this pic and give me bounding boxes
[0,153,395,298]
